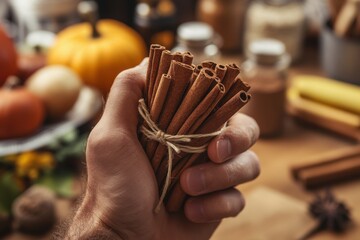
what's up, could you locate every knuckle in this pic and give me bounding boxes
[220,190,244,217]
[87,126,134,155]
[220,150,260,187]
[114,69,138,86]
[223,164,237,186]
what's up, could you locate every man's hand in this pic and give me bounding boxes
[65,59,260,240]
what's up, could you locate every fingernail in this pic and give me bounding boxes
[217,137,231,162]
[187,170,206,195]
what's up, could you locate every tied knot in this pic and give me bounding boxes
[138,98,222,213]
[156,130,167,145]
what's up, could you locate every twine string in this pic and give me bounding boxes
[138,99,221,213]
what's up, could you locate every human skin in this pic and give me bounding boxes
[64,59,260,240]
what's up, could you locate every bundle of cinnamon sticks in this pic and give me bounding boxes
[139,44,250,212]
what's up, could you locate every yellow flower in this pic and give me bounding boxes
[3,154,18,163]
[14,151,55,180]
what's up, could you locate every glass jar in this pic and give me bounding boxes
[241,39,290,137]
[9,0,81,43]
[197,0,248,51]
[172,21,220,64]
[244,0,305,62]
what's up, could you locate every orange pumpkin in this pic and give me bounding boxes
[0,26,18,86]
[0,88,45,139]
[48,19,147,95]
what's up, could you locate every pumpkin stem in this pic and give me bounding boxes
[78,1,101,39]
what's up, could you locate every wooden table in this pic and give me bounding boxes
[5,44,360,240]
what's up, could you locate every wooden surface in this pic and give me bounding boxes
[212,44,360,240]
[5,44,360,239]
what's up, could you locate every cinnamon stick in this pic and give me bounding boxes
[217,77,250,109]
[291,145,360,179]
[146,44,165,105]
[194,64,203,74]
[150,50,173,107]
[173,52,183,62]
[197,91,250,135]
[296,155,360,188]
[182,51,194,65]
[189,72,198,88]
[215,64,227,82]
[201,61,217,69]
[150,74,172,122]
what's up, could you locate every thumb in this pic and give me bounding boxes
[100,58,148,134]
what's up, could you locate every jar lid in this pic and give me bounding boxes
[249,38,286,65]
[177,22,214,47]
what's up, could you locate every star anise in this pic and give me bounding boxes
[300,189,352,240]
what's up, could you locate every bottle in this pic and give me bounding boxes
[172,21,220,64]
[244,0,305,62]
[197,0,248,51]
[134,0,177,49]
[241,39,290,137]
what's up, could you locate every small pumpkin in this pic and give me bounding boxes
[0,87,45,140]
[0,26,18,86]
[48,2,146,95]
[26,65,82,120]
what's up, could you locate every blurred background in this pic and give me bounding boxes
[1,0,360,239]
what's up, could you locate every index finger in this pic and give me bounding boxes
[207,113,260,163]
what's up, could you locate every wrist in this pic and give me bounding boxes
[65,192,122,240]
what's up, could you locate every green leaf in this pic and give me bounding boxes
[35,171,75,198]
[54,133,88,162]
[0,172,22,214]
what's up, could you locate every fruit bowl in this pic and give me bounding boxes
[0,86,102,156]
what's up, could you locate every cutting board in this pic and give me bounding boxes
[211,186,360,240]
[211,187,316,240]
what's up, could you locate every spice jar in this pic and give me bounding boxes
[197,0,248,51]
[172,22,220,64]
[241,39,290,137]
[244,0,305,62]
